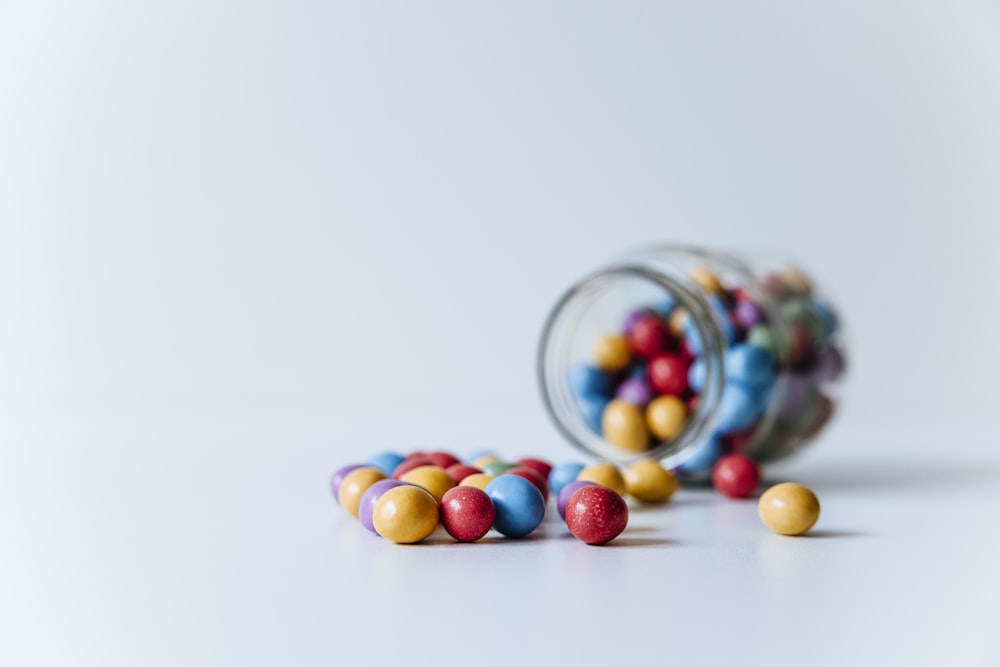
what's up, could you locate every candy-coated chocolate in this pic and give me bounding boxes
[503,466,549,503]
[359,479,408,533]
[569,364,612,399]
[459,473,495,491]
[733,299,766,329]
[399,465,456,502]
[627,315,672,358]
[622,308,654,334]
[615,376,653,407]
[645,395,687,441]
[516,457,553,482]
[689,265,726,295]
[366,452,405,477]
[485,475,546,538]
[440,486,495,542]
[601,399,649,452]
[472,454,501,470]
[809,299,839,337]
[464,449,497,465]
[392,455,435,480]
[565,485,629,545]
[592,334,632,371]
[668,308,689,336]
[623,459,678,502]
[715,382,762,434]
[814,346,846,383]
[652,297,676,319]
[338,467,388,517]
[482,460,518,477]
[427,451,461,469]
[557,480,597,519]
[548,462,586,496]
[725,343,776,391]
[758,482,820,535]
[648,353,690,396]
[711,454,761,499]
[446,463,482,484]
[674,435,723,479]
[788,322,815,367]
[747,325,777,356]
[372,485,440,544]
[580,395,609,434]
[577,461,627,497]
[778,266,813,296]
[330,464,366,504]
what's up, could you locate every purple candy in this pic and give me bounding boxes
[558,480,597,520]
[776,375,818,421]
[359,479,408,534]
[616,376,653,407]
[733,299,766,329]
[330,464,366,504]
[622,309,652,334]
[813,345,846,383]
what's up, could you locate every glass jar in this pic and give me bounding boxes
[537,244,847,482]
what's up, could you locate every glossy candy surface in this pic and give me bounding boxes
[485,475,546,538]
[577,462,627,497]
[564,485,629,545]
[359,479,408,533]
[648,353,690,396]
[627,314,672,357]
[516,457,553,482]
[601,399,649,452]
[503,466,549,503]
[711,454,761,499]
[592,334,631,371]
[758,482,820,535]
[458,473,495,491]
[645,395,687,440]
[366,452,405,477]
[338,467,388,517]
[330,464,366,504]
[557,480,596,519]
[440,486,495,542]
[372,485,440,544]
[445,464,481,484]
[399,465,456,503]
[623,459,678,502]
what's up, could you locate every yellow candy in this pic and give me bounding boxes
[601,398,649,452]
[758,482,821,536]
[668,308,689,336]
[338,467,387,517]
[459,473,495,491]
[623,459,678,502]
[689,265,725,295]
[372,485,440,544]
[472,454,500,470]
[645,395,687,441]
[577,462,627,497]
[779,266,813,296]
[399,465,456,503]
[592,334,631,372]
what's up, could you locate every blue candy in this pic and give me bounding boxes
[579,395,609,434]
[652,296,677,319]
[569,364,612,399]
[486,475,546,538]
[674,435,723,477]
[688,358,706,392]
[685,297,736,355]
[714,381,761,434]
[366,451,405,477]
[809,299,839,337]
[725,343,776,389]
[549,462,586,496]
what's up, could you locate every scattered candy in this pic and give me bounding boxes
[359,479,408,533]
[601,399,649,452]
[366,452,405,477]
[399,465,456,503]
[548,462,586,496]
[503,466,550,503]
[515,457,553,481]
[330,464,366,504]
[623,459,678,502]
[577,461,628,497]
[564,485,629,545]
[338,467,387,517]
[592,334,632,371]
[481,460,518,477]
[711,454,761,499]
[372,485,440,544]
[458,473,495,491]
[758,482,821,536]
[645,395,687,440]
[440,486,496,542]
[557,480,597,519]
[445,463,482,484]
[485,475,546,538]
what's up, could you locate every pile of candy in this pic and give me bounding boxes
[568,264,845,475]
[331,449,822,544]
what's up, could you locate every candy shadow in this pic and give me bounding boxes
[603,536,675,548]
[801,529,868,539]
[773,460,1000,493]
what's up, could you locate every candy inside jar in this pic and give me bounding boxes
[537,245,847,482]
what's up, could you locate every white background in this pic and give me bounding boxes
[2,2,999,666]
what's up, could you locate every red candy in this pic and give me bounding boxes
[445,463,481,484]
[648,353,690,396]
[428,451,461,469]
[503,466,549,503]
[564,485,629,545]
[392,454,434,479]
[627,315,673,357]
[515,457,553,482]
[711,454,761,498]
[440,486,496,542]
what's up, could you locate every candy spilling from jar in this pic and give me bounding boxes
[331,449,822,544]
[568,264,846,478]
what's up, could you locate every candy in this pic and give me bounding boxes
[464,449,497,465]
[668,308,689,336]
[711,454,761,499]
[359,479,408,533]
[615,377,653,407]
[330,464,366,504]
[564,485,629,545]
[459,473,495,491]
[601,399,649,452]
[399,465,456,503]
[548,462,586,496]
[472,454,500,470]
[690,265,725,295]
[392,454,435,480]
[338,467,388,517]
[516,457,553,482]
[648,353,690,396]
[674,436,723,480]
[485,475,546,538]
[569,364,612,399]
[758,482,820,535]
[592,334,631,371]
[557,480,597,519]
[725,343,775,390]
[446,463,482,484]
[715,382,761,434]
[481,460,518,477]
[579,395,610,434]
[427,451,461,469]
[577,461,627,497]
[366,452,405,477]
[627,314,672,357]
[645,395,687,441]
[440,486,496,542]
[503,466,549,503]
[372,485,440,544]
[623,459,678,502]
[733,298,766,329]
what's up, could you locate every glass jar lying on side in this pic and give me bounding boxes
[537,245,847,482]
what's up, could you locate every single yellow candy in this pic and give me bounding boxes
[399,465,456,502]
[689,265,725,295]
[592,334,631,372]
[472,454,500,470]
[458,473,495,491]
[623,459,678,502]
[338,467,387,517]
[669,308,689,336]
[779,266,814,296]
[601,399,649,452]
[372,485,440,544]
[577,462,627,497]
[758,482,821,536]
[645,395,688,441]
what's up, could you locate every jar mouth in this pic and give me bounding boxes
[537,264,727,465]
